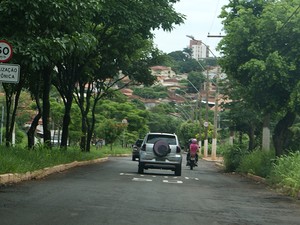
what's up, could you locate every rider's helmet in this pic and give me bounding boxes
[192,139,197,144]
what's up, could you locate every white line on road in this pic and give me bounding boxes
[132,178,152,182]
[163,180,183,184]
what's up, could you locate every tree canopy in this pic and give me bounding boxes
[219,0,300,156]
[0,0,185,150]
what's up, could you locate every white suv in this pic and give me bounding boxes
[138,133,182,176]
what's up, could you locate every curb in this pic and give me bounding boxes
[244,173,266,184]
[0,157,108,185]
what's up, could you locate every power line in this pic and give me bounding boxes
[277,4,300,33]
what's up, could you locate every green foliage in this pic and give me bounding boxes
[288,117,300,151]
[177,121,199,146]
[269,151,300,197]
[0,146,104,174]
[95,100,149,138]
[147,112,181,134]
[0,0,185,149]
[216,143,230,156]
[166,51,204,74]
[237,149,275,177]
[186,72,205,93]
[150,103,175,114]
[68,103,82,145]
[222,144,248,172]
[133,86,168,99]
[0,144,132,174]
[131,99,146,110]
[219,0,300,154]
[98,119,125,146]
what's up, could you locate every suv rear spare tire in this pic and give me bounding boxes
[153,140,170,157]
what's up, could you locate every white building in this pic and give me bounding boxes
[189,39,209,60]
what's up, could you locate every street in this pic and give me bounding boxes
[1,156,300,225]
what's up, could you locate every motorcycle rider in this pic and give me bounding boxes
[186,138,199,166]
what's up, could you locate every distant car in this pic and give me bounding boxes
[138,132,182,176]
[132,139,143,161]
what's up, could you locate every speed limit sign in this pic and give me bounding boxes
[0,40,13,63]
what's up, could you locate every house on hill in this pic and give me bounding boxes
[150,66,176,79]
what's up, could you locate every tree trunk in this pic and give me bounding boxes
[42,68,52,148]
[262,113,270,151]
[77,82,88,152]
[85,104,97,152]
[60,97,72,148]
[4,92,12,147]
[248,123,255,151]
[239,131,243,145]
[4,85,21,147]
[80,116,87,151]
[273,111,296,157]
[27,111,42,149]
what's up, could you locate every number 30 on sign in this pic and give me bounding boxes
[0,40,13,63]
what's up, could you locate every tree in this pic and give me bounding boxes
[93,99,149,146]
[98,119,126,151]
[0,0,185,150]
[167,51,204,73]
[219,0,300,156]
[146,103,182,134]
[178,121,198,142]
[186,72,205,93]
[57,0,185,151]
[0,0,98,148]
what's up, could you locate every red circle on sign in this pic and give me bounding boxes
[0,40,13,63]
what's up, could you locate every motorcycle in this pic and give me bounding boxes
[188,152,197,170]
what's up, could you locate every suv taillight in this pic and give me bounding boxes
[176,146,181,153]
[141,144,146,151]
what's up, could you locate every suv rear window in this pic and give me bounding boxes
[146,134,176,145]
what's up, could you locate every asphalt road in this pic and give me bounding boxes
[1,156,300,225]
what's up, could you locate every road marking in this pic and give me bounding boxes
[120,173,199,182]
[163,180,183,184]
[120,173,134,176]
[132,178,152,182]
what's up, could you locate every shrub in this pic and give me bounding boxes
[269,151,300,197]
[237,149,275,178]
[222,144,247,172]
[217,143,228,156]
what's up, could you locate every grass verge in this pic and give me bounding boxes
[0,145,131,175]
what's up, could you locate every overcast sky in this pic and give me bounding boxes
[153,0,229,56]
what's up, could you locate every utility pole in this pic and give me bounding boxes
[211,67,220,160]
[204,69,209,158]
[198,84,202,152]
